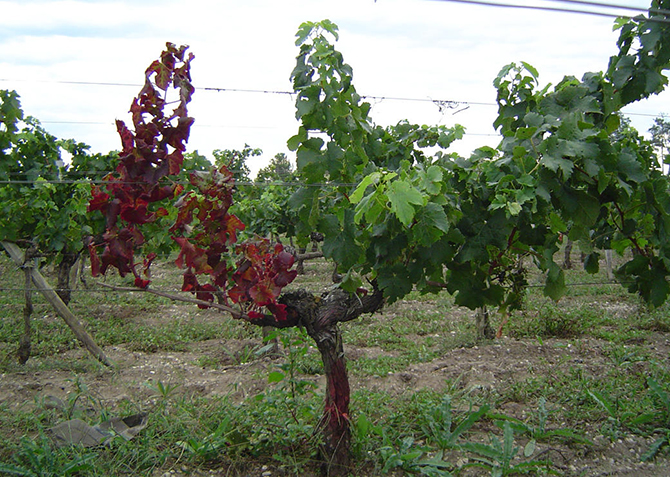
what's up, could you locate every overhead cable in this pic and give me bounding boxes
[547,0,670,16]
[431,0,670,23]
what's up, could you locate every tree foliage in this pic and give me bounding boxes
[256,152,294,183]
[649,115,670,169]
[232,153,299,241]
[213,145,258,184]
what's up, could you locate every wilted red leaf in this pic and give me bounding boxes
[182,269,199,292]
[134,277,151,289]
[195,283,216,308]
[164,117,194,151]
[100,245,132,277]
[191,252,213,274]
[105,199,121,229]
[227,285,247,304]
[116,120,135,152]
[147,59,170,91]
[88,244,101,277]
[249,278,279,306]
[143,252,157,278]
[211,261,229,288]
[174,237,196,269]
[225,214,245,244]
[274,269,297,288]
[233,261,257,286]
[149,184,175,202]
[120,201,153,224]
[167,150,184,175]
[266,303,288,321]
[174,237,212,274]
[117,226,145,247]
[273,250,295,271]
[88,185,110,212]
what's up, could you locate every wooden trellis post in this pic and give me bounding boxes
[2,241,112,367]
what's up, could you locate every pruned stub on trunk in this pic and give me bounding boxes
[268,285,383,476]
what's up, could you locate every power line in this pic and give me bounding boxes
[548,0,670,16]
[432,0,670,22]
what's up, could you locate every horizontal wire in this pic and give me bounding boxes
[33,111,668,124]
[0,84,664,124]
[0,179,358,187]
[0,281,627,295]
[0,78,494,109]
[34,119,497,137]
[0,286,217,294]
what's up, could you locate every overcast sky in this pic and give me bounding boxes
[1,0,667,176]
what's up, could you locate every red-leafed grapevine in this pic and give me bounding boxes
[87,42,296,317]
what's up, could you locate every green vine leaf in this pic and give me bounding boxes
[386,180,424,227]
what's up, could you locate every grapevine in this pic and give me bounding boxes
[87,42,296,320]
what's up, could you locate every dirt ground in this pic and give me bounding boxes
[2,321,670,476]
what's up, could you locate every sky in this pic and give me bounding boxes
[1,0,668,177]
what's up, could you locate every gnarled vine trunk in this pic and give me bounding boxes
[310,315,351,474]
[255,286,384,476]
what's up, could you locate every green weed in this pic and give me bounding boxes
[0,434,95,477]
[460,422,556,476]
[490,397,593,447]
[418,395,490,450]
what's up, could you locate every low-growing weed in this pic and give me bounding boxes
[508,303,584,339]
[0,434,95,477]
[378,434,454,476]
[222,342,272,365]
[146,380,181,409]
[603,343,647,368]
[418,395,490,450]
[176,415,248,462]
[461,421,556,476]
[266,328,319,398]
[638,378,670,461]
[490,397,592,447]
[587,388,640,440]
